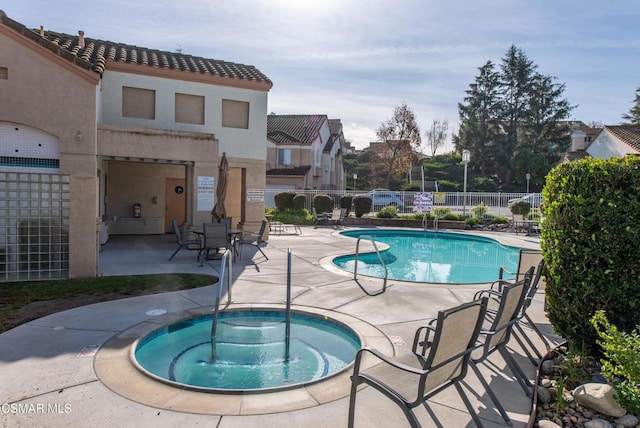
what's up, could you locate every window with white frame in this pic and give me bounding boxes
[277,148,291,165]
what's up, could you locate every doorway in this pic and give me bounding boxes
[165,177,186,231]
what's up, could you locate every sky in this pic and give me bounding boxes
[5,1,640,153]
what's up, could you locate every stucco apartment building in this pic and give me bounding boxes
[0,11,272,280]
[266,114,346,190]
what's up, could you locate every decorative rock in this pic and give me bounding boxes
[584,419,614,428]
[538,420,562,428]
[573,383,627,417]
[541,378,553,388]
[537,386,552,404]
[541,360,555,375]
[615,414,638,427]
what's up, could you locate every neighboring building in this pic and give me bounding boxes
[266,114,345,190]
[342,141,357,155]
[560,121,600,163]
[0,11,272,280]
[561,123,640,163]
[586,125,640,159]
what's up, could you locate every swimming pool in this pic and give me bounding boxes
[333,229,520,284]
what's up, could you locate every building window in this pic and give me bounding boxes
[122,86,155,120]
[175,93,205,125]
[221,99,249,129]
[277,148,291,165]
[0,67,8,79]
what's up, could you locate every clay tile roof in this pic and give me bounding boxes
[0,11,271,86]
[604,125,640,152]
[266,166,312,176]
[0,11,93,71]
[267,115,327,145]
[559,150,591,163]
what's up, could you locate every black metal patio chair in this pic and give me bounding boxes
[168,218,201,261]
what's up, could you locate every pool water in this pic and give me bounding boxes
[134,309,361,391]
[334,229,520,284]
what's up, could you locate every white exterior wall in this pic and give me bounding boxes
[587,131,636,159]
[99,70,267,160]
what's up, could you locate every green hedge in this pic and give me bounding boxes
[293,194,306,210]
[274,191,296,212]
[541,156,640,355]
[340,195,353,216]
[353,196,372,218]
[312,194,333,214]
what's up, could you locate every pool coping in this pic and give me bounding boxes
[93,303,394,415]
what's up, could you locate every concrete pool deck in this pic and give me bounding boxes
[0,226,557,427]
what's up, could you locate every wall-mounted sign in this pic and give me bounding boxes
[198,176,215,188]
[197,188,214,211]
[246,189,265,202]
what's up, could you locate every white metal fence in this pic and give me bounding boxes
[264,189,540,218]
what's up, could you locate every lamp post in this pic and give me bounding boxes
[526,173,531,194]
[462,150,470,218]
[353,173,357,191]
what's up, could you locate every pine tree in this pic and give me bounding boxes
[622,87,640,125]
[456,61,502,175]
[456,45,574,189]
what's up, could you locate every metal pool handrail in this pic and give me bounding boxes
[211,248,233,361]
[354,235,388,296]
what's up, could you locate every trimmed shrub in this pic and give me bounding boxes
[432,207,452,218]
[465,217,483,226]
[541,156,640,356]
[492,215,509,224]
[353,196,372,218]
[376,206,398,218]
[471,203,489,218]
[293,194,306,210]
[509,199,531,217]
[274,191,296,212]
[312,194,333,214]
[340,195,353,216]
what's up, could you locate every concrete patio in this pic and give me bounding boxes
[0,226,558,427]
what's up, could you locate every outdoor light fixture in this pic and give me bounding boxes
[462,150,470,218]
[353,173,357,190]
[526,173,531,193]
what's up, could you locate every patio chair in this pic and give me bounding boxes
[200,222,230,266]
[168,218,201,261]
[312,207,329,225]
[348,297,489,428]
[496,260,551,364]
[238,219,268,261]
[327,208,346,228]
[469,278,531,425]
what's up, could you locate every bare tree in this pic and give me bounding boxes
[425,119,449,156]
[374,102,422,189]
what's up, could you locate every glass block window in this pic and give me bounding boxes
[0,172,69,281]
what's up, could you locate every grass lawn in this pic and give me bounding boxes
[0,274,216,333]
